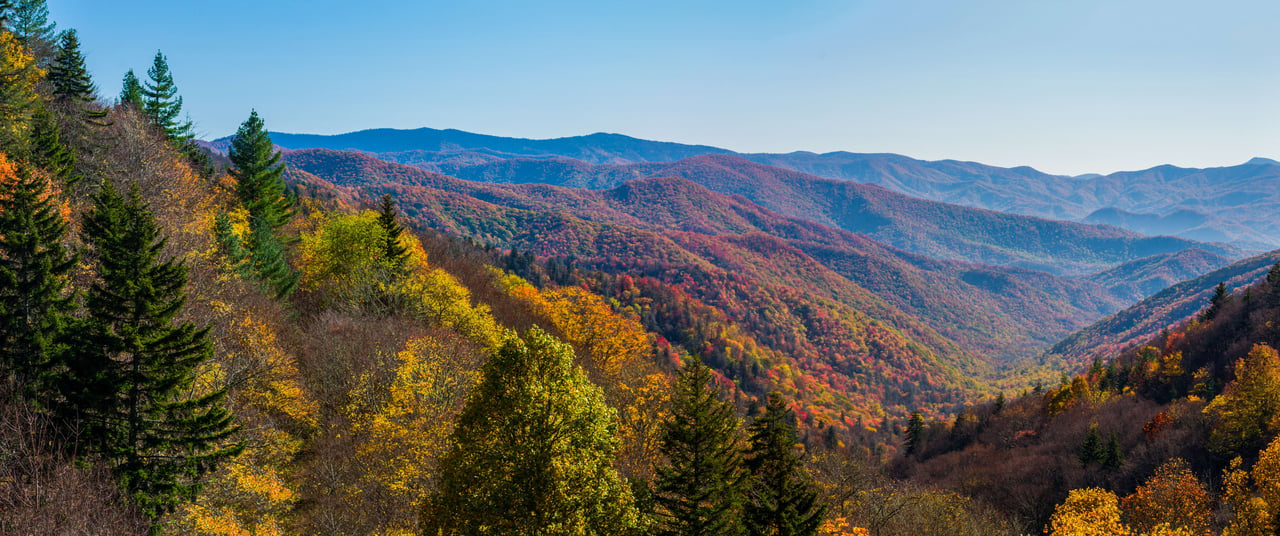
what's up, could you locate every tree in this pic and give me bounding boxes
[61,182,241,521]
[420,327,638,535]
[376,193,409,270]
[1101,434,1124,471]
[654,359,747,536]
[904,411,924,456]
[1205,344,1280,455]
[0,31,42,157]
[0,1,12,30]
[743,393,825,536]
[1078,424,1102,464]
[227,110,297,297]
[10,0,53,48]
[1120,458,1211,536]
[1047,488,1131,536]
[47,29,95,103]
[118,69,142,109]
[1203,282,1228,321]
[141,51,193,141]
[0,155,73,394]
[28,104,76,184]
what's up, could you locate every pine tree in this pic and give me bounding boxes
[141,51,193,141]
[376,193,408,263]
[904,411,924,455]
[654,360,747,536]
[27,104,77,185]
[421,327,638,535]
[1101,434,1124,470]
[64,182,241,521]
[47,29,96,103]
[1079,424,1103,465]
[743,393,826,536]
[1203,282,1227,321]
[0,156,74,393]
[228,110,291,230]
[118,69,143,109]
[10,0,53,47]
[0,1,12,30]
[227,110,297,297]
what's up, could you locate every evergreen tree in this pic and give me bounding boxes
[10,0,53,47]
[743,393,826,536]
[0,157,74,392]
[64,182,241,521]
[227,110,297,297]
[47,29,96,102]
[0,1,12,30]
[28,104,76,184]
[141,51,193,141]
[421,327,638,535]
[376,193,409,269]
[1078,424,1103,465]
[1203,282,1227,321]
[1101,433,1124,470]
[654,360,747,536]
[993,392,1006,414]
[228,110,291,230]
[118,69,143,109]
[904,411,925,456]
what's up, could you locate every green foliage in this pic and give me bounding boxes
[377,193,409,270]
[28,104,76,184]
[10,0,53,47]
[227,110,297,297]
[0,156,73,393]
[1078,423,1102,465]
[118,69,142,109]
[743,393,826,536]
[654,360,747,536]
[1202,282,1228,321]
[61,182,241,521]
[420,327,638,535]
[904,411,924,456]
[141,51,193,142]
[47,29,95,102]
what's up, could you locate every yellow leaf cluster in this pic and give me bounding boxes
[1048,487,1131,536]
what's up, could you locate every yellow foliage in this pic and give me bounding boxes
[1120,458,1211,535]
[819,517,869,536]
[0,33,42,150]
[343,335,482,532]
[1048,487,1131,536]
[1205,344,1280,455]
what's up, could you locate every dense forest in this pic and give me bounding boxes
[3,2,1280,535]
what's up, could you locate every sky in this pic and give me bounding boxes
[45,0,1280,175]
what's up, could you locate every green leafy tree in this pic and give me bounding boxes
[1206,344,1280,455]
[420,327,638,535]
[10,0,53,47]
[0,156,74,394]
[62,182,241,521]
[141,51,193,141]
[47,29,96,103]
[743,393,825,536]
[118,69,142,109]
[376,193,409,270]
[654,359,746,536]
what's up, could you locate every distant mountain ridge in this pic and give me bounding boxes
[210,127,1280,247]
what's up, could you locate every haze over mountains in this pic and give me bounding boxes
[215,127,1280,249]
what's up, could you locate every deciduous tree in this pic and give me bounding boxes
[420,327,638,535]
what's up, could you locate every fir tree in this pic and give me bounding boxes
[743,393,826,536]
[118,69,143,109]
[0,1,12,30]
[1101,433,1124,470]
[1203,282,1227,321]
[376,193,409,269]
[28,104,77,185]
[141,51,193,141]
[1079,424,1103,465]
[421,327,638,535]
[0,157,74,393]
[47,29,96,103]
[227,110,297,297]
[64,182,241,521]
[228,110,291,231]
[904,411,924,456]
[654,360,747,536]
[10,0,53,47]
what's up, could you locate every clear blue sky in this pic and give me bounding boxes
[46,0,1280,175]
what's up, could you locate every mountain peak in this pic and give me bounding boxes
[1245,157,1280,166]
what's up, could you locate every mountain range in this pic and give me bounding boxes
[209,127,1280,248]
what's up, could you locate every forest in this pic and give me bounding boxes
[3,2,1280,535]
